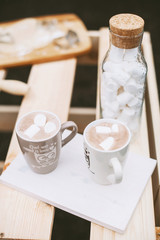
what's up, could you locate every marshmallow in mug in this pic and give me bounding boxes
[95,124,119,135]
[24,113,57,139]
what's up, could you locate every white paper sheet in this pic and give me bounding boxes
[0,132,156,233]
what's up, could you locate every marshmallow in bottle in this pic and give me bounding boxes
[108,44,124,62]
[24,124,40,138]
[102,71,112,80]
[128,117,139,132]
[136,85,144,99]
[101,87,117,103]
[128,97,141,109]
[101,14,147,135]
[118,107,135,124]
[106,81,119,92]
[103,61,115,72]
[124,78,139,95]
[111,70,130,86]
[102,101,120,118]
[123,47,139,61]
[102,108,117,118]
[117,92,134,107]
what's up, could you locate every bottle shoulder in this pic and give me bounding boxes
[102,47,147,74]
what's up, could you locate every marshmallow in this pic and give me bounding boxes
[102,101,120,118]
[44,121,56,133]
[124,62,146,81]
[118,107,135,124]
[122,62,136,73]
[99,137,114,151]
[103,61,115,72]
[136,85,144,99]
[111,101,120,113]
[131,63,146,80]
[109,45,124,62]
[101,96,108,109]
[123,48,138,61]
[128,97,141,109]
[136,76,146,85]
[112,124,119,133]
[102,71,112,80]
[24,124,40,138]
[111,71,130,86]
[96,126,111,134]
[106,81,119,91]
[128,117,139,132]
[101,88,117,102]
[102,108,117,118]
[124,78,138,95]
[117,92,134,106]
[34,114,46,127]
[101,46,146,136]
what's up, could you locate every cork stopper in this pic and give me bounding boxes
[109,14,144,49]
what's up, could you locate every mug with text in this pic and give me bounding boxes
[16,110,78,174]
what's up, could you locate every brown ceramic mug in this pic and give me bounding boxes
[15,110,78,174]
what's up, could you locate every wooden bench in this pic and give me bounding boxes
[0,28,159,240]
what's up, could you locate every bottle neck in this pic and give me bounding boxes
[108,44,140,62]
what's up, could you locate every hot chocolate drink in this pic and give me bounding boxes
[86,121,129,151]
[17,111,59,141]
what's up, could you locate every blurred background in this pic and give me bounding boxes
[0,0,159,239]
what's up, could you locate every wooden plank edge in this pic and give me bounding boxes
[143,32,160,225]
[0,106,96,132]
[0,160,4,174]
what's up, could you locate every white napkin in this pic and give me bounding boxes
[0,132,156,233]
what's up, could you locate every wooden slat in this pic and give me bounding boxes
[68,107,96,133]
[96,28,109,119]
[0,160,4,174]
[0,58,77,240]
[143,32,160,225]
[91,28,156,240]
[0,106,96,133]
[0,105,19,131]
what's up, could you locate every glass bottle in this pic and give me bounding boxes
[101,14,147,137]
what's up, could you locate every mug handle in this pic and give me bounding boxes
[109,157,122,183]
[61,121,78,147]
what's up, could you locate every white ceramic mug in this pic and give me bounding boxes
[83,118,131,185]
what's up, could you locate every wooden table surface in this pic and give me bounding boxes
[0,28,158,240]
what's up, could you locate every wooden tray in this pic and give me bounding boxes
[0,14,92,68]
